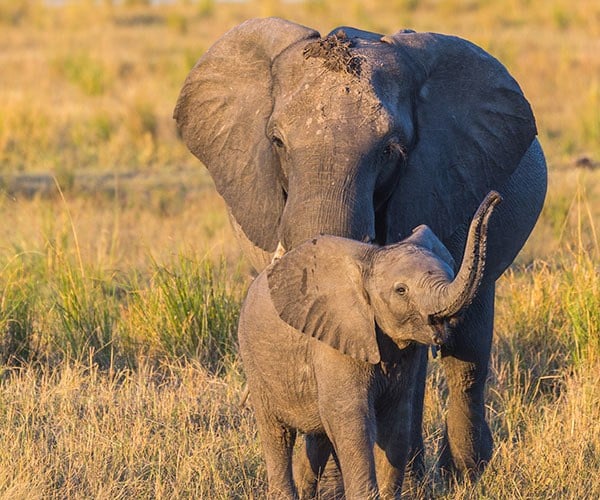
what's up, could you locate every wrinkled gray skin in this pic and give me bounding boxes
[174,17,547,487]
[239,193,499,499]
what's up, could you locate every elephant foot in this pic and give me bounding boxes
[400,446,426,497]
[437,421,493,483]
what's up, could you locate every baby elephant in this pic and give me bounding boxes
[238,192,501,499]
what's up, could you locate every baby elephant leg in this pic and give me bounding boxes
[317,389,379,498]
[253,404,297,499]
[327,421,378,499]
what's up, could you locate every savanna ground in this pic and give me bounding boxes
[0,0,599,497]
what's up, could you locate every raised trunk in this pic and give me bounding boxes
[429,191,502,318]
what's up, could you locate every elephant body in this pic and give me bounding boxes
[175,17,547,483]
[239,280,424,498]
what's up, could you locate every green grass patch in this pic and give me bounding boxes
[53,52,113,97]
[126,256,242,373]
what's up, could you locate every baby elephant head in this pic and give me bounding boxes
[267,191,501,364]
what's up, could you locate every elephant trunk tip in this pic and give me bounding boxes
[484,190,503,210]
[429,190,503,319]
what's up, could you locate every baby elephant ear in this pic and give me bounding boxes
[267,236,380,364]
[404,225,456,270]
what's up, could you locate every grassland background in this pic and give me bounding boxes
[0,0,599,497]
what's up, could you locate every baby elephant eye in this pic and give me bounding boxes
[394,282,408,295]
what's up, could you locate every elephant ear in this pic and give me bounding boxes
[173,18,319,252]
[267,236,380,364]
[383,32,537,242]
[404,225,456,271]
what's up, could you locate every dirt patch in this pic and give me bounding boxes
[303,29,362,77]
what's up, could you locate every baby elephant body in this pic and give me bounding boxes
[241,277,425,499]
[239,193,500,499]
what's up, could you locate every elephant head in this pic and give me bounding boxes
[174,18,536,265]
[266,191,501,364]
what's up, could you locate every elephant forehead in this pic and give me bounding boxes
[273,57,395,137]
[372,245,454,286]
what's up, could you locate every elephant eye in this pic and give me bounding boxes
[271,135,285,149]
[383,140,404,161]
[394,282,408,296]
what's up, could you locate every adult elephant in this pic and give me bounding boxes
[174,17,546,487]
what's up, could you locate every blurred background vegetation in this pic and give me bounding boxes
[0,0,598,497]
[1,0,599,258]
[1,0,598,173]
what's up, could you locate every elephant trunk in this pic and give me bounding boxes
[278,181,376,251]
[429,191,502,319]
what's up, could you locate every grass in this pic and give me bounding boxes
[0,0,599,497]
[0,0,599,175]
[0,224,598,497]
[0,199,244,371]
[0,361,263,498]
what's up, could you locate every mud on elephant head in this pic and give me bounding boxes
[173,17,537,270]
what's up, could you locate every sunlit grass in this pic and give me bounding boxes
[125,255,242,373]
[418,237,600,498]
[1,0,599,174]
[0,173,598,496]
[1,223,598,496]
[0,360,263,498]
[0,231,244,373]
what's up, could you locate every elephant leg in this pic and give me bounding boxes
[374,416,410,499]
[439,284,495,480]
[324,422,378,499]
[374,346,426,499]
[316,380,379,498]
[403,346,428,494]
[254,406,298,498]
[293,433,343,499]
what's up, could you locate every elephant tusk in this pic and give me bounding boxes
[271,242,287,263]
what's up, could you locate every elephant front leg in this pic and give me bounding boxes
[325,421,379,499]
[439,285,495,480]
[374,440,407,499]
[374,347,427,499]
[316,376,379,497]
[402,346,428,495]
[254,407,298,498]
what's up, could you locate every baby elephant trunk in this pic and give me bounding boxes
[428,191,502,320]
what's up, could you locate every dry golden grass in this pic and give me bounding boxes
[0,361,264,498]
[0,0,599,497]
[0,177,237,271]
[1,0,598,174]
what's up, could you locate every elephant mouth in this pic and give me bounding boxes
[429,318,450,346]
